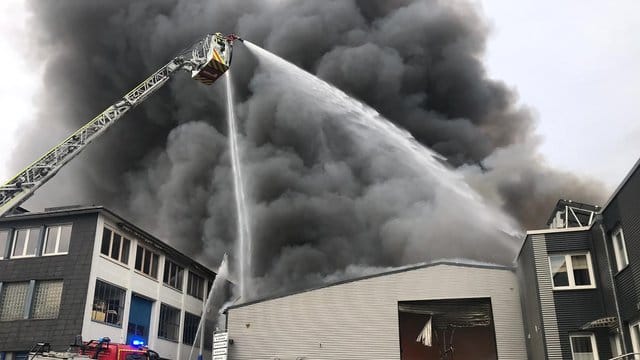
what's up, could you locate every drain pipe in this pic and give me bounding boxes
[596,215,628,352]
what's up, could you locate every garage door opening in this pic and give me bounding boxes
[398,298,498,360]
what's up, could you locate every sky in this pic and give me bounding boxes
[0,0,638,193]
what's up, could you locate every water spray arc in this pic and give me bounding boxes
[241,40,521,264]
[225,71,253,300]
[187,254,230,360]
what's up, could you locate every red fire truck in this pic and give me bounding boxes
[28,337,160,359]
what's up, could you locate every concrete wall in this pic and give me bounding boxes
[227,263,526,360]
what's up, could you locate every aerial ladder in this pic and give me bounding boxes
[0,32,241,217]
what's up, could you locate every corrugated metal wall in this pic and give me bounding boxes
[531,234,563,359]
[516,239,547,359]
[603,161,640,351]
[227,264,526,360]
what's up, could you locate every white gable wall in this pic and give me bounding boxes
[227,263,526,360]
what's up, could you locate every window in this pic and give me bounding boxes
[631,322,640,357]
[31,280,63,319]
[549,253,596,289]
[570,334,599,360]
[187,272,204,300]
[183,312,200,345]
[135,246,159,278]
[100,227,130,265]
[0,230,9,259]
[91,280,126,326]
[163,260,184,291]
[158,304,180,341]
[610,333,622,358]
[43,225,72,256]
[11,227,41,258]
[612,227,629,271]
[0,282,29,321]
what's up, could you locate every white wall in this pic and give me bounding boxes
[227,263,527,360]
[81,213,214,360]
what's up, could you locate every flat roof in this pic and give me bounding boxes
[227,259,513,311]
[0,205,220,280]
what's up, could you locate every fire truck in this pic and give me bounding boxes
[28,337,159,359]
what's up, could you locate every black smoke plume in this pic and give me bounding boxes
[16,0,605,296]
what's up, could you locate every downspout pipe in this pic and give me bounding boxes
[596,215,628,352]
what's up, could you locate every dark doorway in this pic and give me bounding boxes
[126,294,153,346]
[398,298,498,360]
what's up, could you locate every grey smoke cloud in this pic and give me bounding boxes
[17,0,605,296]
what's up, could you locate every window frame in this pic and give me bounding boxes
[186,271,205,300]
[612,226,630,272]
[548,252,596,290]
[91,279,126,327]
[99,227,131,265]
[182,311,201,345]
[158,303,181,342]
[43,224,72,256]
[163,259,184,292]
[134,245,159,279]
[0,229,10,260]
[10,227,41,259]
[570,333,599,360]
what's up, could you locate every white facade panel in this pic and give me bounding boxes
[227,263,527,360]
[80,214,215,360]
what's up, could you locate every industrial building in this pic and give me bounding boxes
[0,205,222,360]
[226,261,527,359]
[223,157,640,360]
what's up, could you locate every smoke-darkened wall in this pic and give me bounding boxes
[16,0,605,296]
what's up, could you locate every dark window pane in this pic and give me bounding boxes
[151,254,159,278]
[121,239,130,264]
[101,229,112,255]
[572,255,591,286]
[135,246,143,270]
[111,234,121,260]
[183,312,200,345]
[158,304,180,341]
[163,260,170,284]
[571,336,593,353]
[143,250,151,274]
[176,268,183,290]
[549,255,569,287]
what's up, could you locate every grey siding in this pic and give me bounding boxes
[531,234,563,359]
[602,161,640,352]
[553,291,611,359]
[0,213,97,351]
[517,238,547,359]
[522,229,616,359]
[227,264,527,360]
